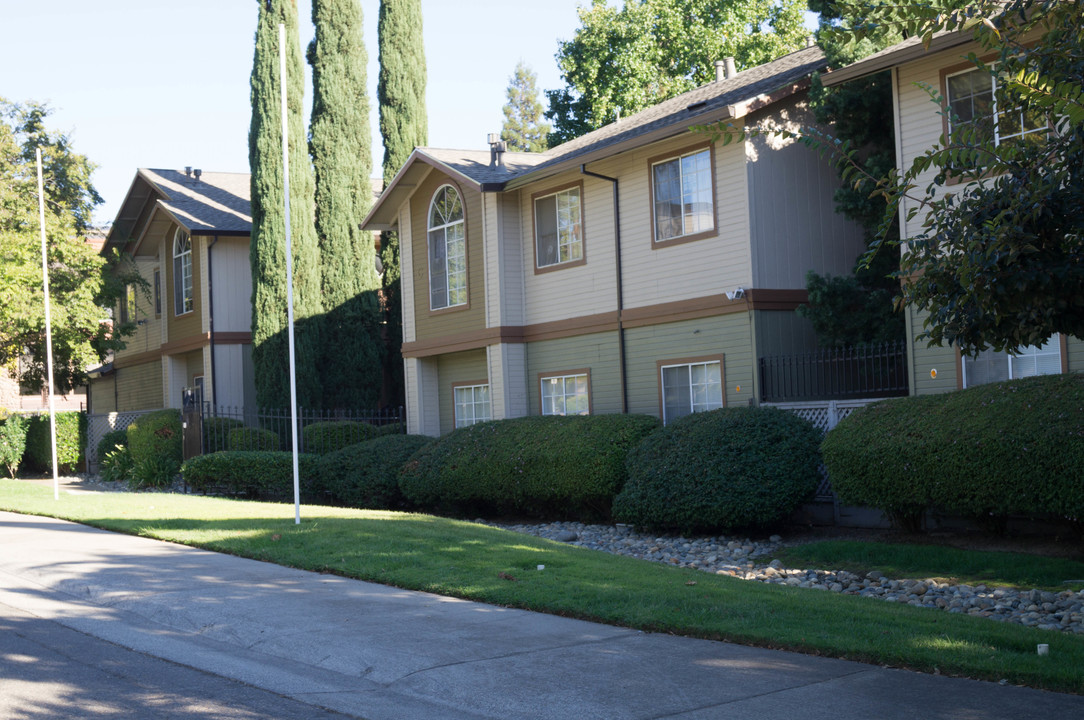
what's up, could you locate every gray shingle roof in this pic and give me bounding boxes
[139,169,252,235]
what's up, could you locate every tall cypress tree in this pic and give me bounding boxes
[378,0,427,407]
[309,0,383,409]
[249,0,323,409]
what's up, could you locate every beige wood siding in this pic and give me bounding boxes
[1068,337,1084,374]
[410,171,486,341]
[209,236,253,333]
[490,192,526,328]
[518,170,617,326]
[436,349,489,434]
[525,331,621,415]
[88,377,117,414]
[115,359,164,412]
[486,342,528,420]
[746,96,867,288]
[624,313,754,417]
[908,307,959,394]
[115,257,163,362]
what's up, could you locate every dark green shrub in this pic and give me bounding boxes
[24,411,86,472]
[316,434,432,509]
[823,373,1084,527]
[202,417,244,453]
[399,414,660,520]
[228,427,280,452]
[96,428,129,462]
[0,415,29,478]
[126,409,182,489]
[614,407,823,534]
[181,451,320,499]
[302,421,378,455]
[100,445,134,484]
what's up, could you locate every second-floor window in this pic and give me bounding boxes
[534,184,584,269]
[946,67,1045,147]
[651,146,714,244]
[428,185,466,310]
[173,228,193,315]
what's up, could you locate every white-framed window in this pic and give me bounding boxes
[651,147,714,242]
[962,335,1061,388]
[661,359,723,424]
[534,185,583,268]
[453,383,491,428]
[428,185,467,310]
[173,228,193,315]
[540,373,589,416]
[945,67,1046,147]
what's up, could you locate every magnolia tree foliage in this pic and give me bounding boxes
[545,0,808,144]
[378,0,427,406]
[0,99,134,392]
[501,62,550,152]
[249,0,323,409]
[309,0,384,409]
[831,0,1084,353]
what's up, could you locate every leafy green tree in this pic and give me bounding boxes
[546,0,808,144]
[249,0,323,409]
[501,62,550,152]
[0,99,134,392]
[795,1,905,347]
[309,0,384,409]
[828,0,1084,353]
[378,0,427,407]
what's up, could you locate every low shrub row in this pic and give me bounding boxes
[823,373,1084,530]
[183,450,321,499]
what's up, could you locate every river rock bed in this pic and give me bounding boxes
[490,520,1084,635]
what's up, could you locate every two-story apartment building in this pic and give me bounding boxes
[88,169,256,414]
[363,46,868,436]
[822,30,1084,395]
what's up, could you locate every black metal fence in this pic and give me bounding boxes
[758,341,909,403]
[198,404,405,456]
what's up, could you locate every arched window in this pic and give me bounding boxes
[427,185,466,310]
[173,227,193,315]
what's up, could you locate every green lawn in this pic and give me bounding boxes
[3,478,1083,694]
[774,541,1084,591]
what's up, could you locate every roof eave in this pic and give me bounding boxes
[820,30,973,87]
[362,149,490,231]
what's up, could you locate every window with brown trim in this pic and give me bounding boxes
[428,185,467,310]
[649,144,716,246]
[452,381,490,428]
[533,182,585,271]
[539,370,590,416]
[658,356,724,424]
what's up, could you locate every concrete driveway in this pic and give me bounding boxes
[1,510,1081,719]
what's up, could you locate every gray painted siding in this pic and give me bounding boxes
[753,310,818,357]
[436,349,489,434]
[746,97,868,289]
[909,307,959,394]
[524,332,621,416]
[209,236,253,333]
[624,313,755,418]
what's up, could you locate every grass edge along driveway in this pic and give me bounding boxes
[2,479,1082,695]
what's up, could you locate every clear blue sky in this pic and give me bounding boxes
[3,1,815,227]
[3,0,594,225]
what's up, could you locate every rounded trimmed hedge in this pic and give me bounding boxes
[613,407,823,534]
[181,450,320,499]
[228,427,280,452]
[398,414,661,520]
[316,434,432,509]
[823,373,1084,526]
[126,409,182,487]
[302,421,379,455]
[96,428,129,462]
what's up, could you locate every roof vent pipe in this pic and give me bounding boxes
[184,166,192,178]
[807,35,816,48]
[724,57,736,80]
[715,60,726,83]
[487,133,506,168]
[194,168,202,182]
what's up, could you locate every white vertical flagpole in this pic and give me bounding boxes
[36,148,60,501]
[279,23,301,524]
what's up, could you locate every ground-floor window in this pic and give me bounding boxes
[660,358,723,424]
[962,335,1061,387]
[540,372,590,416]
[453,383,491,428]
